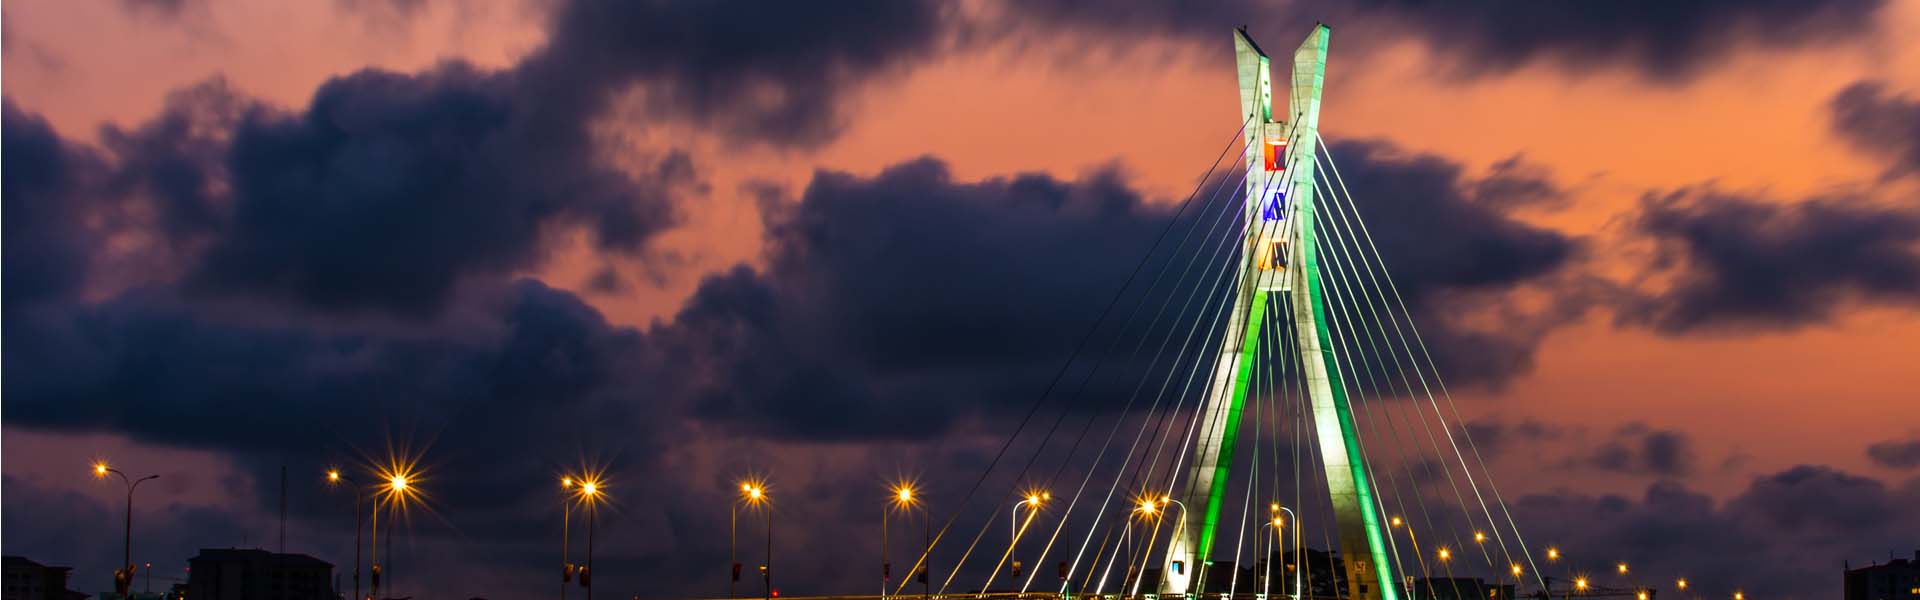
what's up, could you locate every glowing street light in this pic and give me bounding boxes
[91,461,159,596]
[1547,548,1560,562]
[1576,578,1589,592]
[1011,490,1049,582]
[1677,579,1688,591]
[1618,563,1629,575]
[1475,531,1487,544]
[560,474,581,600]
[1438,547,1452,562]
[570,477,608,600]
[324,469,366,600]
[733,479,773,600]
[883,483,925,599]
[1733,592,1744,600]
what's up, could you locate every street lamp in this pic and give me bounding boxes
[1268,504,1301,600]
[92,462,159,596]
[370,465,417,600]
[1011,491,1049,581]
[576,479,605,600]
[562,475,577,600]
[324,469,364,600]
[885,484,921,599]
[734,480,772,600]
[1387,516,1425,599]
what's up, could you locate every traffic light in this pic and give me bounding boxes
[1058,562,1069,580]
[916,566,928,584]
[1012,560,1022,578]
[760,564,769,578]
[579,566,591,587]
[371,564,382,587]
[732,562,743,582]
[565,563,576,582]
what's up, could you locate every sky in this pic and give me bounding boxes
[4,1,1920,599]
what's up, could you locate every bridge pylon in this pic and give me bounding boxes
[1162,24,1400,600]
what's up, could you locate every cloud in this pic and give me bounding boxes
[1580,424,1696,476]
[513,0,952,149]
[2,278,673,527]
[1507,465,1920,600]
[1866,436,1920,469]
[2,100,107,312]
[1620,190,1920,333]
[1459,417,1564,460]
[654,158,1185,441]
[1831,80,1920,180]
[185,64,694,316]
[997,0,1886,82]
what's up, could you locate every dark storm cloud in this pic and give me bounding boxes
[1620,190,1920,333]
[184,64,691,316]
[654,158,1181,441]
[3,278,667,520]
[1580,424,1695,476]
[1507,465,1920,600]
[1867,436,1920,469]
[514,0,951,149]
[2,100,105,311]
[1315,140,1584,387]
[1831,80,1920,180]
[1000,0,1884,82]
[1458,417,1563,460]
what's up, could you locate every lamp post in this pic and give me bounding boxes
[1270,504,1301,600]
[736,482,767,599]
[370,472,410,600]
[92,462,159,596]
[579,480,603,600]
[886,485,918,599]
[1011,492,1049,581]
[562,476,576,600]
[326,470,364,600]
[1153,496,1189,596]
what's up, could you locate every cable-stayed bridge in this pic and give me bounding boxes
[699,25,1682,600]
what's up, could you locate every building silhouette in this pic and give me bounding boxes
[2,556,86,600]
[1846,551,1919,600]
[186,549,334,600]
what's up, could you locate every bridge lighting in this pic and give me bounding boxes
[1137,499,1158,515]
[740,479,768,505]
[1390,516,1403,527]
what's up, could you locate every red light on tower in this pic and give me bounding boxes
[1264,137,1289,171]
